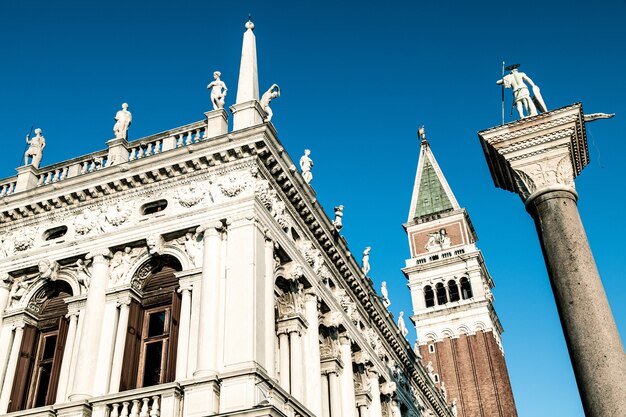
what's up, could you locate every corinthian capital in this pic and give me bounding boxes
[196,221,224,237]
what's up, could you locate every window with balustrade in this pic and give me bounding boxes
[8,281,72,412]
[119,255,181,391]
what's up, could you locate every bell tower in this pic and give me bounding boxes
[403,130,518,417]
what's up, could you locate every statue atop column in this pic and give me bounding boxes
[497,64,547,119]
[113,103,132,140]
[260,83,280,122]
[207,71,228,110]
[24,128,46,168]
[299,149,313,184]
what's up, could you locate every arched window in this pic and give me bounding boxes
[8,281,73,412]
[424,286,435,307]
[461,277,473,299]
[436,283,448,305]
[120,255,182,391]
[448,280,460,302]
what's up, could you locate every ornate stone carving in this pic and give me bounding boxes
[147,234,164,255]
[74,207,103,236]
[131,256,165,291]
[425,361,435,381]
[276,290,304,319]
[174,181,208,208]
[380,381,397,397]
[13,228,36,252]
[217,169,255,197]
[334,287,359,325]
[425,228,451,252]
[512,156,576,200]
[72,259,92,292]
[177,232,203,267]
[254,179,273,209]
[8,275,37,305]
[38,259,60,281]
[269,190,292,232]
[0,232,14,258]
[102,202,134,230]
[110,247,143,286]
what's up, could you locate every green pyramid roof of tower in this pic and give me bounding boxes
[413,157,454,218]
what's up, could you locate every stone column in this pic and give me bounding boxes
[69,249,111,401]
[67,310,83,398]
[289,328,304,401]
[175,286,192,381]
[339,337,358,417]
[93,299,120,395]
[368,369,382,417]
[109,300,131,393]
[328,371,343,417]
[304,292,322,415]
[0,324,14,395]
[263,234,276,378]
[320,373,331,417]
[0,325,24,413]
[55,312,79,403]
[194,222,223,377]
[479,103,626,417]
[278,331,290,391]
[0,278,10,330]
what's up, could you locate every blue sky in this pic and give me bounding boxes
[1,1,624,416]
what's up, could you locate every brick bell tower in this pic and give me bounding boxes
[402,129,518,417]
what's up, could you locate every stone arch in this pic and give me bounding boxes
[125,247,186,289]
[17,271,78,311]
[424,332,438,342]
[474,321,487,332]
[129,253,183,292]
[457,325,471,335]
[441,328,454,339]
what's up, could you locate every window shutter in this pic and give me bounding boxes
[120,299,143,391]
[166,290,181,382]
[46,316,69,405]
[8,324,38,412]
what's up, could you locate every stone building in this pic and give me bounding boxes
[403,135,518,417]
[0,21,455,417]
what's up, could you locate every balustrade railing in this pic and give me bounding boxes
[127,120,207,161]
[91,383,182,417]
[0,177,17,198]
[35,151,109,187]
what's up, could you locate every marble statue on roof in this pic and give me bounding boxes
[207,71,228,110]
[113,103,132,140]
[260,84,280,122]
[24,128,45,168]
[299,149,313,184]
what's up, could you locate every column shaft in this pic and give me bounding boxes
[0,325,14,396]
[175,288,191,381]
[195,225,222,376]
[340,339,357,417]
[328,371,343,417]
[289,330,304,401]
[187,282,200,376]
[67,311,83,398]
[70,251,110,400]
[55,313,78,403]
[321,374,331,417]
[304,293,322,415]
[0,326,23,413]
[0,284,9,330]
[368,374,382,417]
[278,332,290,391]
[93,300,119,395]
[109,302,131,393]
[263,238,276,378]
[529,190,626,417]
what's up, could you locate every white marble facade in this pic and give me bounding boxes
[0,21,450,417]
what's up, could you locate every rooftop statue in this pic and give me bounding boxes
[260,83,280,122]
[362,246,371,276]
[207,71,228,110]
[497,64,547,119]
[381,280,391,308]
[24,128,46,168]
[299,149,313,184]
[332,205,344,231]
[398,311,409,337]
[113,103,132,140]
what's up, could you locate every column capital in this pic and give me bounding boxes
[339,335,352,346]
[87,248,112,264]
[478,103,587,203]
[197,221,224,237]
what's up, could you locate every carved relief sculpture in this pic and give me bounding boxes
[175,181,209,208]
[424,228,451,252]
[74,207,103,236]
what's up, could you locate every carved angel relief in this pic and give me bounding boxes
[175,232,203,267]
[74,208,102,236]
[109,247,143,286]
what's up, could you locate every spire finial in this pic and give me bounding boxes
[418,125,427,144]
[245,14,255,30]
